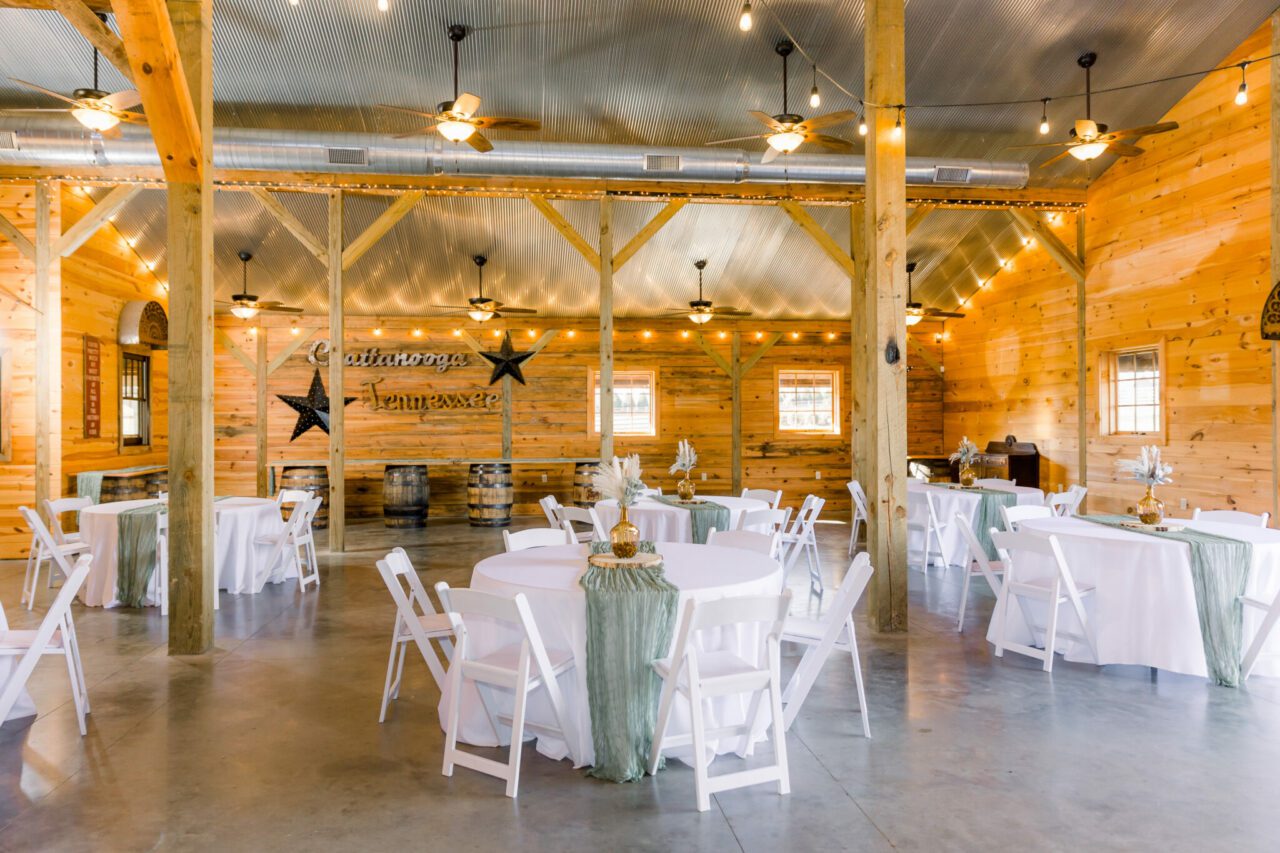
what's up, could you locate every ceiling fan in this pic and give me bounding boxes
[661,260,752,325]
[706,39,858,164]
[3,17,143,134]
[433,255,537,322]
[906,262,964,326]
[219,251,303,319]
[1009,52,1178,168]
[378,24,540,153]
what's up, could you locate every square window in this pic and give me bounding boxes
[778,369,840,435]
[592,370,656,436]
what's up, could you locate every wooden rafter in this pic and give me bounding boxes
[906,337,943,377]
[778,200,857,278]
[694,333,732,376]
[527,194,601,269]
[52,0,134,84]
[905,203,935,236]
[1008,208,1085,282]
[613,199,687,270]
[456,328,558,362]
[0,211,34,260]
[266,327,320,374]
[249,188,328,266]
[53,184,140,257]
[342,191,425,271]
[0,0,114,9]
[111,0,201,183]
[214,326,256,373]
[740,332,782,374]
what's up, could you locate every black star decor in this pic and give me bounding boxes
[277,368,356,441]
[480,331,535,386]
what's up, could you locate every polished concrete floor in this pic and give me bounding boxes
[0,516,1279,852]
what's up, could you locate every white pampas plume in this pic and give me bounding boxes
[1115,445,1173,487]
[949,436,979,465]
[592,454,646,507]
[669,439,698,475]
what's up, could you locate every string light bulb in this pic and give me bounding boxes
[289,0,299,5]
[1235,64,1248,105]
[412,327,423,338]
[566,329,576,338]
[738,0,752,32]
[290,323,300,336]
[891,108,903,140]
[372,326,383,337]
[858,114,868,136]
[642,329,652,339]
[809,65,821,109]
[452,328,462,337]
[376,0,388,11]
[1039,99,1050,135]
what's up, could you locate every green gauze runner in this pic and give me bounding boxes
[650,495,730,544]
[581,540,679,783]
[934,484,1018,559]
[117,503,165,607]
[1083,514,1253,687]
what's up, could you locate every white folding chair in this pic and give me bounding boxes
[503,527,574,552]
[538,494,562,527]
[154,509,219,614]
[974,478,1016,489]
[19,506,87,611]
[737,508,791,535]
[990,530,1098,672]
[706,527,781,559]
[1241,583,1280,682]
[435,582,578,798]
[1192,508,1270,528]
[1064,484,1087,515]
[256,496,321,592]
[554,505,606,542]
[0,555,92,735]
[954,514,1004,633]
[1046,492,1074,517]
[375,548,455,721]
[999,504,1053,532]
[781,553,873,737]
[43,496,93,547]
[741,488,783,509]
[637,487,663,497]
[779,496,825,592]
[906,491,947,572]
[847,480,869,556]
[649,592,792,812]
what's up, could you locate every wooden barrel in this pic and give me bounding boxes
[145,469,168,498]
[467,463,514,528]
[383,465,429,528]
[100,472,153,503]
[573,461,600,508]
[280,465,330,529]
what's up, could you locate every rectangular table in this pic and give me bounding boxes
[907,480,1045,567]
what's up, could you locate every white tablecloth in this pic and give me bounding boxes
[0,599,36,723]
[445,542,784,767]
[986,516,1280,679]
[595,495,769,542]
[78,497,293,607]
[907,480,1045,567]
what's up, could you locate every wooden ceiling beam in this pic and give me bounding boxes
[613,199,687,270]
[526,194,602,270]
[51,0,134,84]
[905,203,935,236]
[778,200,857,278]
[110,0,201,183]
[0,211,35,261]
[0,0,113,9]
[53,183,139,256]
[248,187,328,266]
[341,190,424,271]
[1007,207,1084,282]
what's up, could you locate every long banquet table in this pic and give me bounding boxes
[907,479,1045,566]
[987,516,1280,679]
[445,541,784,767]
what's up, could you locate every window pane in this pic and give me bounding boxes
[1110,347,1159,435]
[593,371,654,435]
[778,370,838,433]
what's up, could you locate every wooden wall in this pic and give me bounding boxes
[944,23,1275,515]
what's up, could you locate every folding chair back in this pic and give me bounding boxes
[781,496,826,591]
[375,547,454,720]
[706,527,780,558]
[503,527,573,552]
[538,495,562,527]
[555,505,605,541]
[741,488,783,509]
[847,481,870,556]
[43,497,92,546]
[906,490,947,571]
[974,478,1016,489]
[1046,492,1074,517]
[990,530,1097,670]
[738,508,790,534]
[1192,508,1270,528]
[999,503,1053,531]
[637,487,663,498]
[954,514,1004,632]
[276,488,313,505]
[1241,583,1280,681]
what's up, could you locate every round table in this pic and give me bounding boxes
[907,480,1045,567]
[989,516,1280,679]
[595,495,769,543]
[445,542,785,767]
[78,497,292,607]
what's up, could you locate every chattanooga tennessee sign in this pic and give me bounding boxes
[307,339,470,373]
[363,378,500,415]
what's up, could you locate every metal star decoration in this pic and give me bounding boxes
[479,331,535,386]
[277,368,356,441]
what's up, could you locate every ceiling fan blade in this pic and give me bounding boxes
[393,126,440,139]
[713,308,752,316]
[760,145,782,165]
[795,109,859,133]
[803,133,855,154]
[99,124,122,139]
[431,305,479,311]
[465,130,494,153]
[1006,140,1075,150]
[115,110,148,125]
[923,308,966,319]
[472,116,541,131]
[0,108,72,114]
[9,78,80,106]
[378,104,444,120]
[1105,121,1179,140]
[493,306,538,315]
[749,110,785,132]
[1107,141,1145,158]
[705,134,767,146]
[452,92,482,119]
[1038,148,1078,169]
[258,305,304,314]
[102,89,142,110]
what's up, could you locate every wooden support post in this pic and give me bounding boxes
[1076,211,1088,505]
[256,328,268,498]
[33,181,61,514]
[328,191,345,552]
[730,332,742,492]
[863,0,909,633]
[850,203,867,490]
[1272,10,1280,525]
[502,375,513,458]
[599,197,614,460]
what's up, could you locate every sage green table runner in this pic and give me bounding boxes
[581,540,679,782]
[932,484,1018,559]
[650,495,730,544]
[116,503,165,608]
[1082,514,1253,687]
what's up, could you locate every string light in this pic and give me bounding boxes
[372,326,383,337]
[376,0,388,11]
[755,331,764,340]
[566,329,576,338]
[891,108,904,140]
[858,114,867,136]
[718,330,727,339]
[492,329,502,338]
[790,331,800,340]
[1039,99,1050,135]
[738,0,752,32]
[827,332,836,340]
[681,330,690,339]
[412,327,423,338]
[642,329,653,339]
[290,322,300,336]
[809,65,821,109]
[1235,64,1249,105]
[452,328,462,337]
[527,328,537,338]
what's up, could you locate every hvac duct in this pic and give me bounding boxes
[0,119,1029,188]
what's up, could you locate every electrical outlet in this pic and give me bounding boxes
[815,471,822,480]
[1180,497,1188,510]
[701,472,707,481]
[541,473,547,483]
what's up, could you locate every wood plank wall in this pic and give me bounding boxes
[944,23,1273,514]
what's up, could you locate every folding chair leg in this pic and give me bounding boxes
[505,660,532,798]
[956,569,972,632]
[441,656,464,778]
[1043,586,1061,673]
[648,671,677,775]
[688,686,712,812]
[768,641,790,796]
[62,644,87,736]
[379,635,401,723]
[63,618,90,716]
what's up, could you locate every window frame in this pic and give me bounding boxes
[1098,340,1166,444]
[775,367,842,436]
[119,349,152,450]
[589,369,658,437]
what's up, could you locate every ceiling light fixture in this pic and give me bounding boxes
[1068,141,1108,161]
[230,250,260,320]
[437,119,476,142]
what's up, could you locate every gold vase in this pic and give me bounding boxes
[610,504,640,559]
[1137,485,1165,525]
[677,475,696,501]
[959,462,976,487]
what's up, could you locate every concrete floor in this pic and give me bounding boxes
[0,517,1278,852]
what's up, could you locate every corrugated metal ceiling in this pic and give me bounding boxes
[1,0,1274,316]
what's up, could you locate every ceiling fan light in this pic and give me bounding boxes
[766,130,804,153]
[230,304,259,320]
[438,119,476,142]
[905,312,923,327]
[688,310,715,325]
[72,106,119,132]
[1068,141,1108,161]
[467,308,495,323]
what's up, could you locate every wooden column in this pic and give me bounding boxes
[327,191,346,552]
[598,197,615,460]
[33,181,61,513]
[501,375,513,458]
[1271,10,1280,525]
[863,0,909,632]
[849,203,867,489]
[256,328,269,497]
[1076,211,1088,505]
[730,331,742,492]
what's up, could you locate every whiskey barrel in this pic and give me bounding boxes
[145,469,168,498]
[100,472,154,503]
[467,463,513,528]
[280,465,330,529]
[383,465,429,528]
[573,461,600,508]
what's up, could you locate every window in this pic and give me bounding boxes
[121,352,151,447]
[1105,346,1162,436]
[592,370,656,436]
[777,369,840,434]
